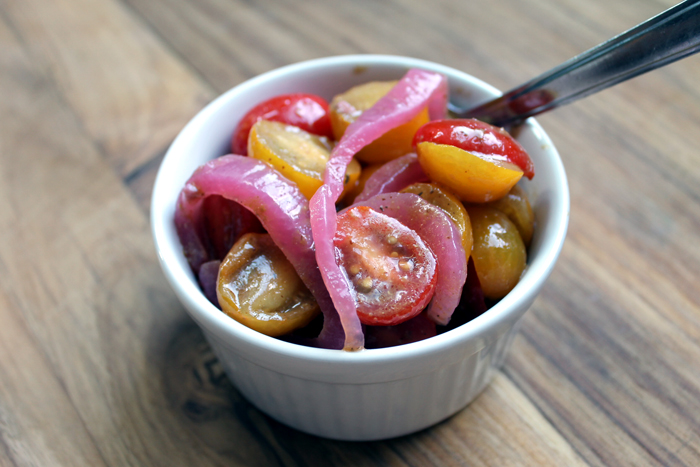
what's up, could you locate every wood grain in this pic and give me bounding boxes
[1,0,212,177]
[1,0,699,465]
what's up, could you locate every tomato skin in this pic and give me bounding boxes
[413,119,534,179]
[334,206,437,326]
[467,206,526,300]
[482,183,534,247]
[231,93,333,155]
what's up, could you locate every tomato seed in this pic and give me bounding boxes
[358,277,373,291]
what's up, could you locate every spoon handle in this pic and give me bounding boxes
[452,0,700,126]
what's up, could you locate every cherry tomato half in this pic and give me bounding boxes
[248,120,361,200]
[334,206,437,326]
[217,233,320,337]
[231,94,333,155]
[413,118,534,179]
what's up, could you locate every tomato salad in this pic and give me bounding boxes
[175,69,535,351]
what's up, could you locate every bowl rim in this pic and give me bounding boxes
[151,54,570,370]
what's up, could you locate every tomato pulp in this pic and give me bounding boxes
[334,206,438,326]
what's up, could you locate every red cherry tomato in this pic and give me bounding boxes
[334,206,437,326]
[231,93,333,155]
[413,118,534,179]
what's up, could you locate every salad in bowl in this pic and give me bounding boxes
[151,55,568,440]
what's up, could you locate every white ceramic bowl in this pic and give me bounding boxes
[151,55,569,441]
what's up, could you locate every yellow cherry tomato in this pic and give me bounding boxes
[217,233,320,336]
[416,141,524,203]
[483,184,534,247]
[248,120,361,200]
[467,206,526,300]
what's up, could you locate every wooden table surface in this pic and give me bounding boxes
[2,0,699,465]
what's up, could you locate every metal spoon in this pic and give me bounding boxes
[450,0,700,127]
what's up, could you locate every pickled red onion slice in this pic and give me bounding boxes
[439,257,487,332]
[175,155,344,349]
[198,260,221,307]
[310,69,447,350]
[353,192,467,325]
[363,312,437,349]
[354,152,428,203]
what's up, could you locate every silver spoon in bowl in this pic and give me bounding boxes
[450,0,700,127]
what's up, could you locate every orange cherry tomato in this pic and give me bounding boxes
[330,81,429,164]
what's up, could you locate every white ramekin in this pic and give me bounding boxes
[151,55,569,441]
